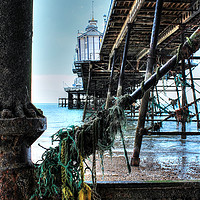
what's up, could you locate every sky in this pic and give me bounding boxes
[32,0,200,104]
[32,0,110,103]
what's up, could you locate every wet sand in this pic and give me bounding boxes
[85,151,200,182]
[84,120,200,182]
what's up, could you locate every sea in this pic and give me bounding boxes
[31,103,200,179]
[31,103,83,163]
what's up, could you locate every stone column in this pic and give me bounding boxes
[0,1,47,199]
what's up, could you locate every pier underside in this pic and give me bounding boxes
[72,0,200,165]
[73,0,200,96]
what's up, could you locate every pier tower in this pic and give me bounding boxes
[76,18,103,61]
[64,17,103,111]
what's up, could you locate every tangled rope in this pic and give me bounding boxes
[31,95,132,199]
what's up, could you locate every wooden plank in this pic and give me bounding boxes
[109,0,145,59]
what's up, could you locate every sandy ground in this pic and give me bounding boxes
[84,152,200,182]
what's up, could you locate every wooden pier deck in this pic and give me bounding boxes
[73,0,200,98]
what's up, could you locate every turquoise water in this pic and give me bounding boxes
[31,103,200,179]
[31,103,83,162]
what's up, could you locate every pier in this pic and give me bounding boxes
[72,0,200,165]
[56,0,200,199]
[35,0,200,199]
[58,98,68,107]
[1,0,200,199]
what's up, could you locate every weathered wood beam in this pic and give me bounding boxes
[140,8,191,12]
[137,1,200,60]
[114,7,133,10]
[111,14,130,18]
[106,30,121,33]
[104,37,118,41]
[137,14,178,18]
[100,0,117,51]
[134,20,179,26]
[109,0,145,59]
[136,24,179,60]
[108,22,125,26]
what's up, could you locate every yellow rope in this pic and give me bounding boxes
[61,144,92,200]
[61,140,74,200]
[78,154,91,200]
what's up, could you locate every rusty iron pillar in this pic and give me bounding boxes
[0,1,47,199]
[131,0,164,166]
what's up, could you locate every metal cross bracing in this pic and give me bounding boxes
[73,0,200,100]
[73,0,200,123]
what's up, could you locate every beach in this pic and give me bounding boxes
[32,104,200,182]
[84,151,200,182]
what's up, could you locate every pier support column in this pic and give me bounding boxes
[132,81,136,118]
[188,59,200,128]
[117,23,132,97]
[105,50,116,109]
[68,92,73,109]
[155,86,161,116]
[0,1,47,199]
[151,89,154,127]
[181,28,187,139]
[77,93,81,109]
[82,64,92,121]
[131,0,163,166]
[174,75,181,109]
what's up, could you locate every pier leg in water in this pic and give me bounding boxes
[181,28,187,139]
[0,1,46,199]
[131,0,164,166]
[68,92,73,109]
[77,93,81,109]
[82,64,92,121]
